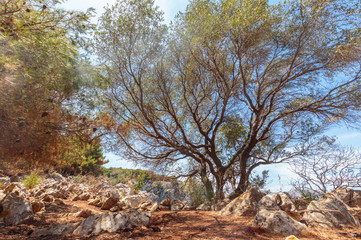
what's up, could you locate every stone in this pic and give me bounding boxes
[31,222,80,237]
[285,235,300,240]
[1,192,34,225]
[123,194,152,208]
[253,209,307,236]
[196,203,211,211]
[150,202,159,212]
[75,209,93,218]
[31,200,45,213]
[171,199,185,211]
[10,175,20,182]
[88,198,102,207]
[219,187,265,216]
[211,199,230,211]
[258,193,297,212]
[160,195,171,206]
[73,210,151,235]
[332,188,361,208]
[42,194,54,202]
[101,197,119,210]
[302,195,359,229]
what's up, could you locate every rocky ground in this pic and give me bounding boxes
[1,172,361,239]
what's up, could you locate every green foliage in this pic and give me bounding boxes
[134,172,150,190]
[104,168,169,186]
[22,172,41,189]
[183,177,210,206]
[249,170,269,189]
[57,137,108,176]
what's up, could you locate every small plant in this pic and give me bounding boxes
[23,172,41,189]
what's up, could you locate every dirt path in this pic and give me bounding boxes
[0,200,360,240]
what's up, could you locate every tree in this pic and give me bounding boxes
[95,0,361,201]
[291,137,361,195]
[0,0,98,167]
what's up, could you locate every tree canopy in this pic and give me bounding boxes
[95,0,361,200]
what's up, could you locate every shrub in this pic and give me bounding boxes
[23,172,41,189]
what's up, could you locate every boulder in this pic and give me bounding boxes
[73,210,151,235]
[302,195,359,229]
[101,197,119,210]
[31,222,80,238]
[211,199,231,211]
[88,198,102,207]
[74,209,94,218]
[219,187,265,216]
[1,192,34,225]
[160,195,171,206]
[196,203,211,211]
[150,202,159,212]
[253,209,307,236]
[332,188,361,208]
[171,199,185,211]
[258,193,297,212]
[31,200,45,213]
[123,194,152,208]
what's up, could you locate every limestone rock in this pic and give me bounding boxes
[211,199,230,211]
[73,210,151,235]
[160,195,171,206]
[196,203,211,211]
[31,200,45,213]
[259,193,297,212]
[123,194,152,208]
[219,187,265,216]
[75,209,93,218]
[31,222,80,237]
[1,192,34,225]
[101,197,119,210]
[332,188,361,208]
[150,202,159,212]
[253,209,307,236]
[171,199,185,211]
[302,195,359,229]
[88,198,102,207]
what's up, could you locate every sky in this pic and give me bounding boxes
[60,0,361,192]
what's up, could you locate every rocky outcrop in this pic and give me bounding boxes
[253,208,307,236]
[32,222,81,238]
[302,195,359,229]
[74,210,151,235]
[31,200,45,213]
[332,188,361,208]
[1,192,34,225]
[101,197,119,210]
[219,187,265,216]
[123,193,152,209]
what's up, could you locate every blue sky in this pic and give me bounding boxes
[61,0,361,192]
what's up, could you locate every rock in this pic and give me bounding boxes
[160,195,171,206]
[333,188,361,208]
[123,194,152,208]
[101,197,119,210]
[302,195,359,228]
[150,202,159,212]
[75,209,93,218]
[10,175,20,182]
[1,192,34,225]
[171,199,185,211]
[285,235,300,240]
[253,209,307,236]
[41,194,54,202]
[219,187,265,216]
[196,203,211,211]
[110,206,119,212]
[258,193,300,221]
[31,200,45,213]
[31,222,80,237]
[88,198,102,207]
[73,210,151,235]
[211,199,230,211]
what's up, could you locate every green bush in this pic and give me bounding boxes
[182,177,209,206]
[23,172,41,189]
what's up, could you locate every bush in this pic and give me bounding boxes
[23,172,41,189]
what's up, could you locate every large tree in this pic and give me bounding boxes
[95,0,361,200]
[0,0,99,167]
